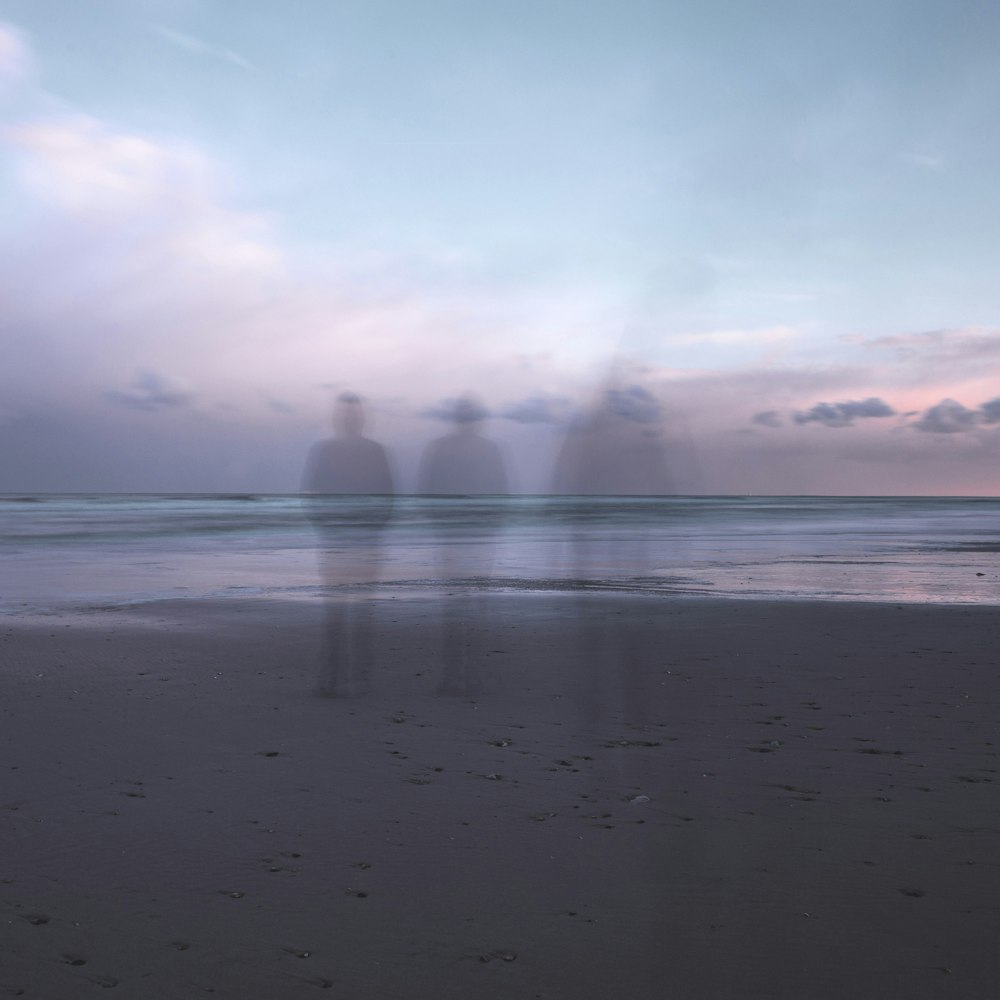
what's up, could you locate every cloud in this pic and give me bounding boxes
[751,410,782,428]
[605,385,662,423]
[152,25,252,71]
[979,398,1000,425]
[106,370,195,411]
[912,399,977,434]
[668,325,797,348]
[499,394,569,424]
[421,396,492,423]
[858,328,1000,365]
[910,397,1000,434]
[912,398,979,434]
[10,116,205,210]
[0,22,33,95]
[793,397,895,428]
[7,114,280,274]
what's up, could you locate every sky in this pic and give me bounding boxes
[1,0,999,494]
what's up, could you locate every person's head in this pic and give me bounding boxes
[333,392,365,436]
[450,394,488,428]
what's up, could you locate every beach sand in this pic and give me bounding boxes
[2,594,998,998]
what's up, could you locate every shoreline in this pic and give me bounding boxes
[2,594,998,997]
[6,571,1000,623]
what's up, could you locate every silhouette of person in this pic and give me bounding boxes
[418,397,509,496]
[418,395,509,696]
[302,392,394,696]
[553,383,671,729]
[553,384,671,496]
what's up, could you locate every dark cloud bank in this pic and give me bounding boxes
[754,395,1000,437]
[793,397,896,428]
[914,398,1000,434]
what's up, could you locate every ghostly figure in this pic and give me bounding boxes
[302,393,394,696]
[553,384,670,496]
[553,383,671,728]
[418,395,509,696]
[418,396,509,497]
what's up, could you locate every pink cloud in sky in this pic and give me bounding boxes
[7,114,282,273]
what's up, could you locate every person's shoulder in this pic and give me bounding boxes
[359,436,389,456]
[419,435,451,463]
[308,436,338,455]
[303,437,335,470]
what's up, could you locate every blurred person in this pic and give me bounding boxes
[419,396,509,496]
[553,384,671,496]
[553,383,671,729]
[302,392,394,696]
[418,395,509,696]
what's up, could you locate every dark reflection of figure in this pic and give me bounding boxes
[553,384,671,730]
[418,396,509,696]
[302,393,394,697]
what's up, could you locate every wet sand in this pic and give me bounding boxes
[2,595,998,998]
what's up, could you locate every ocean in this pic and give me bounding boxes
[1,494,998,613]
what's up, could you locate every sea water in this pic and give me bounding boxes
[1,494,998,613]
